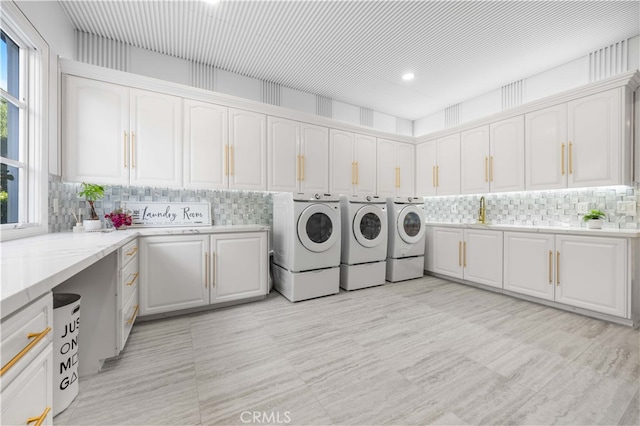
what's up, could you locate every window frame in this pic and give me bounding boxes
[1,2,49,241]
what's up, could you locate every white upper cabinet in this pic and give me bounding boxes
[460,125,490,194]
[490,115,525,192]
[129,89,182,187]
[268,117,328,193]
[567,89,622,187]
[525,104,568,190]
[64,76,183,187]
[526,88,629,190]
[415,140,438,196]
[63,76,130,185]
[229,108,267,190]
[415,135,461,197]
[183,100,228,189]
[329,130,377,195]
[377,138,415,197]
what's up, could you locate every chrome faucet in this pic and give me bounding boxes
[478,196,486,224]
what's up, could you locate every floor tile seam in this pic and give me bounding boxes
[186,315,208,426]
[617,388,640,426]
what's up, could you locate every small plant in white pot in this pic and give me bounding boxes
[583,209,606,229]
[78,182,105,231]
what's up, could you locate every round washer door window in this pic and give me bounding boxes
[353,205,385,248]
[397,205,425,244]
[297,203,339,252]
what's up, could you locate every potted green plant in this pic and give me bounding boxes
[78,182,105,231]
[583,209,606,229]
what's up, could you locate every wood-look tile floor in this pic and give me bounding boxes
[54,276,640,426]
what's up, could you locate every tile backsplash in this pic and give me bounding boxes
[424,185,640,229]
[48,175,273,232]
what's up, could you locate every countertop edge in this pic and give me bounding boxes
[424,222,640,238]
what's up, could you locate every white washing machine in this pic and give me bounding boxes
[386,197,426,282]
[340,195,387,290]
[272,192,341,301]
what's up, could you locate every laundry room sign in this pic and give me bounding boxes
[126,202,212,227]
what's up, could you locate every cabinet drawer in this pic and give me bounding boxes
[121,239,139,267]
[121,259,139,305]
[1,293,53,378]
[1,343,53,425]
[120,291,139,350]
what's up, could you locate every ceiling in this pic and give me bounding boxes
[58,1,640,121]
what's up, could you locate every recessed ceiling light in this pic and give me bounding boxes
[402,72,415,81]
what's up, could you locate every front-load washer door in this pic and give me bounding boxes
[397,205,425,244]
[297,203,339,252]
[353,205,385,248]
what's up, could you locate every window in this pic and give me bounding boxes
[1,3,48,240]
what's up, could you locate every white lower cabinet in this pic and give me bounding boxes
[431,227,503,288]
[1,293,54,426]
[140,232,268,316]
[504,232,628,318]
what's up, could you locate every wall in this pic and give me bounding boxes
[425,185,640,230]
[48,175,272,233]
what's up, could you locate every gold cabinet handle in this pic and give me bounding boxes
[131,132,135,168]
[224,145,229,176]
[458,241,462,266]
[126,272,139,286]
[205,252,209,288]
[568,142,573,174]
[436,165,439,187]
[432,166,436,187]
[1,327,52,376]
[485,157,488,182]
[126,305,139,324]
[230,146,235,176]
[351,162,356,185]
[548,250,553,284]
[395,167,400,188]
[27,407,51,426]
[355,161,358,185]
[124,131,128,167]
[463,241,467,267]
[296,155,301,181]
[301,155,305,181]
[490,156,494,182]
[561,143,565,175]
[556,251,560,285]
[212,252,216,288]
[126,246,138,256]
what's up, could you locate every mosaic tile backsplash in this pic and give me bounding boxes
[424,185,640,229]
[48,175,273,232]
[49,175,639,232]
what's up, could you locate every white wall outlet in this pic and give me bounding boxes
[53,198,59,214]
[451,204,458,213]
[617,201,636,215]
[576,202,589,214]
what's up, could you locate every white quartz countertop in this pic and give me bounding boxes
[1,225,270,319]
[425,222,640,238]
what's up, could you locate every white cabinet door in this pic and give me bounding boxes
[376,138,397,197]
[503,232,555,301]
[415,141,437,197]
[354,133,377,195]
[329,129,355,195]
[432,227,464,279]
[139,236,209,316]
[436,134,461,195]
[568,89,621,188]
[463,229,502,288]
[525,104,568,190]
[299,123,329,193]
[211,232,267,304]
[490,115,525,192]
[1,344,53,426]
[183,100,228,189]
[460,126,490,194]
[267,116,299,192]
[63,76,129,185]
[130,89,182,187]
[229,109,267,190]
[556,235,627,317]
[397,142,415,197]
